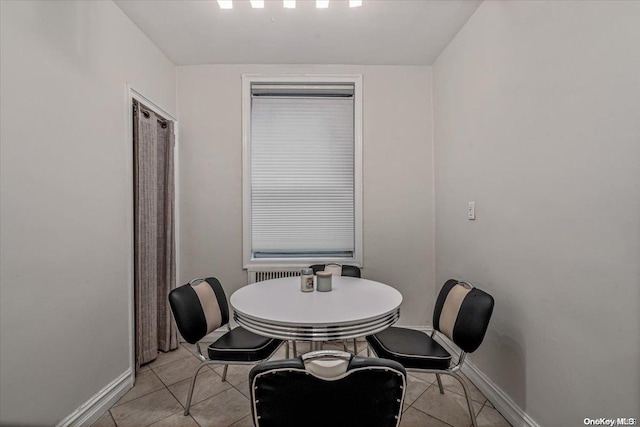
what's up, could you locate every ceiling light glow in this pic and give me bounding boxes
[316,0,329,8]
[283,0,295,8]
[349,0,362,7]
[217,0,233,9]
[250,0,264,8]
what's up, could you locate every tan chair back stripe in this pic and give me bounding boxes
[191,280,223,334]
[304,359,350,380]
[439,285,471,341]
[324,264,343,277]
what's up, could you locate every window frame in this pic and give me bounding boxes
[242,74,363,269]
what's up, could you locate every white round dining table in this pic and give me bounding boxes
[230,276,402,342]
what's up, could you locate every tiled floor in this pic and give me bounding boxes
[92,341,512,427]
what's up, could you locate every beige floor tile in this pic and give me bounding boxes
[358,344,371,356]
[335,339,358,353]
[400,407,451,427]
[153,355,203,386]
[90,411,116,427]
[408,371,437,384]
[320,341,346,352]
[212,364,255,387]
[148,412,200,427]
[291,341,312,354]
[229,414,255,427]
[206,362,223,371]
[181,342,218,360]
[268,343,290,360]
[404,374,431,406]
[147,346,194,369]
[319,338,360,353]
[348,339,362,354]
[439,373,487,404]
[234,380,251,399]
[138,364,151,373]
[115,370,166,407]
[476,405,512,427]
[168,369,232,407]
[189,388,251,427]
[411,384,482,427]
[110,388,183,427]
[180,342,194,350]
[181,342,200,355]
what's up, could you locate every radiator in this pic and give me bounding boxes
[248,269,300,284]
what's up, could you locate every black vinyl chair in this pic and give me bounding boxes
[310,263,361,278]
[309,263,362,353]
[249,350,406,427]
[366,279,494,427]
[169,277,284,415]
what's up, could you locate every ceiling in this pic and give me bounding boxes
[114,0,482,66]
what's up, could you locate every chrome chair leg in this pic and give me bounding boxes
[292,341,297,356]
[436,374,445,394]
[184,361,215,415]
[285,341,290,359]
[430,330,445,394]
[221,365,229,382]
[446,371,478,427]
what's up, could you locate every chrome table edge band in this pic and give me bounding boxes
[233,308,400,341]
[234,306,400,329]
[235,311,397,337]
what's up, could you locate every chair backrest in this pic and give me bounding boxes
[309,263,361,278]
[168,277,229,344]
[249,350,406,427]
[432,279,494,353]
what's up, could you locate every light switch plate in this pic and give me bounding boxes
[468,202,476,220]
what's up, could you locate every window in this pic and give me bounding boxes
[242,75,362,267]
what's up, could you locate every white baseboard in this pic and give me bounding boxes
[56,369,133,427]
[403,326,540,427]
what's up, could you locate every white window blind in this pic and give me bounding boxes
[250,83,355,258]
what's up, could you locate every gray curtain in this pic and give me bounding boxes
[133,100,178,369]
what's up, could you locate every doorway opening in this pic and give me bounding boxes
[129,90,179,373]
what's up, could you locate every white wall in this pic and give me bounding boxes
[177,64,435,326]
[433,1,640,425]
[0,1,176,424]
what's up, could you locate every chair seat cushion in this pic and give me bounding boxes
[208,327,282,362]
[366,327,452,370]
